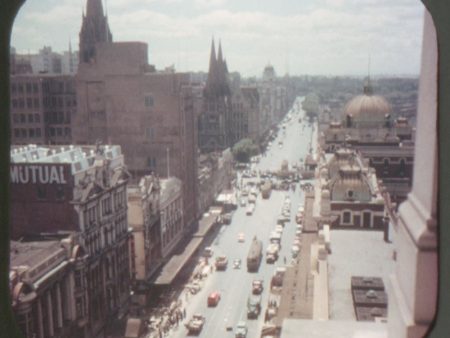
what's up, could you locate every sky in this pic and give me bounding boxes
[11,0,425,77]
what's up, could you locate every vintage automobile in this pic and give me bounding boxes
[185,314,205,334]
[215,255,228,271]
[235,321,248,338]
[207,291,221,307]
[238,232,245,242]
[233,258,242,269]
[252,279,264,295]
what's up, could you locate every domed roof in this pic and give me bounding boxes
[343,85,392,126]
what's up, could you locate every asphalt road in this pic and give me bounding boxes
[169,97,315,338]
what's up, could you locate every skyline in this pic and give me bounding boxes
[12,0,425,77]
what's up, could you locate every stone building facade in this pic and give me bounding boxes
[320,82,415,205]
[318,148,385,229]
[159,177,184,259]
[10,236,88,338]
[127,175,161,303]
[10,144,131,338]
[73,0,199,231]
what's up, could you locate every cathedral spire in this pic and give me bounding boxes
[86,0,105,18]
[79,0,113,63]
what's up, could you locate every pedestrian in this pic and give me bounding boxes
[183,308,186,319]
[284,256,287,264]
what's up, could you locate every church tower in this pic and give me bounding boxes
[79,0,113,63]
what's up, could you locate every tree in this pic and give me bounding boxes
[232,138,260,163]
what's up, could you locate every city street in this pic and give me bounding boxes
[163,97,315,338]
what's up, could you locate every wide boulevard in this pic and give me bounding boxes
[166,97,315,338]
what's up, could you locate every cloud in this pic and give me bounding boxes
[11,0,424,76]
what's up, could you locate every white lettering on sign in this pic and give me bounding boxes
[10,165,68,184]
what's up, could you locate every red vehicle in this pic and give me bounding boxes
[207,291,221,307]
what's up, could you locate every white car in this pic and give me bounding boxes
[238,232,245,242]
[246,204,255,215]
[275,225,283,234]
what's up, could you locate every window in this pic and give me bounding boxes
[342,211,351,224]
[13,114,19,123]
[35,114,40,123]
[145,95,154,107]
[33,98,39,108]
[28,114,33,123]
[37,186,47,200]
[26,83,31,93]
[36,128,41,137]
[11,99,17,108]
[29,128,35,137]
[32,83,38,93]
[19,114,25,123]
[347,190,354,199]
[26,98,32,108]
[14,129,20,138]
[147,157,156,168]
[56,186,65,200]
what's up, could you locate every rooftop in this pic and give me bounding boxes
[327,230,394,320]
[10,144,123,175]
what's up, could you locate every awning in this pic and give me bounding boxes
[193,212,218,238]
[153,237,203,285]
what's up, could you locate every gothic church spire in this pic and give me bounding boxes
[79,0,113,64]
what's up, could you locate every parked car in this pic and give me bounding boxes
[185,314,205,334]
[203,247,214,257]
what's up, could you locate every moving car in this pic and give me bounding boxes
[246,203,255,215]
[238,232,245,242]
[207,291,221,307]
[247,295,262,319]
[291,245,300,258]
[215,255,228,270]
[235,321,248,338]
[185,314,205,334]
[233,258,242,269]
[252,280,264,295]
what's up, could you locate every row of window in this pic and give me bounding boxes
[10,82,39,94]
[14,128,42,139]
[15,127,71,139]
[11,97,40,109]
[12,113,41,124]
[162,217,182,248]
[45,110,71,124]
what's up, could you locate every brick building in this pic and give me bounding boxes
[10,144,131,338]
[10,74,76,145]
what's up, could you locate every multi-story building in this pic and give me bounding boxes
[257,65,290,141]
[127,175,161,305]
[73,0,199,231]
[159,177,184,258]
[320,82,415,205]
[10,45,78,75]
[10,74,76,145]
[10,144,131,338]
[197,149,234,217]
[10,235,88,338]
